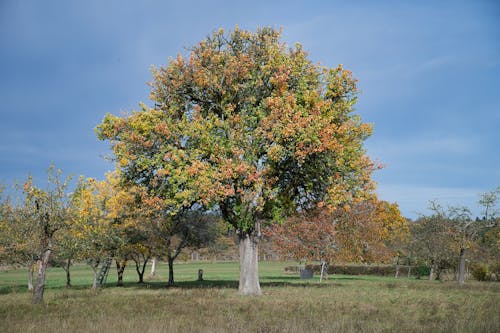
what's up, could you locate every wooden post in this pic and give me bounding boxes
[198,269,203,281]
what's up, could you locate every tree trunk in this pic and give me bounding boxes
[150,256,157,277]
[458,247,466,285]
[167,257,175,286]
[429,266,435,281]
[134,257,149,283]
[238,233,261,295]
[32,246,51,304]
[395,256,400,278]
[116,260,126,287]
[435,267,442,281]
[319,261,327,283]
[27,261,36,291]
[91,266,98,290]
[65,258,71,288]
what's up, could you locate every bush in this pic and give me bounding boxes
[414,266,431,278]
[471,264,490,281]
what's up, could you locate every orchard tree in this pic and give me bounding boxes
[266,208,336,281]
[143,199,218,286]
[0,187,40,290]
[23,166,73,304]
[334,199,408,264]
[71,175,124,289]
[97,27,377,295]
[410,209,458,280]
[267,198,407,281]
[478,187,499,222]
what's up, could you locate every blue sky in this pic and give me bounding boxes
[0,0,498,218]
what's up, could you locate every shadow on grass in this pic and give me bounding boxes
[105,278,342,291]
[0,275,351,294]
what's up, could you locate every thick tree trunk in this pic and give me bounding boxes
[32,247,51,304]
[458,248,466,285]
[65,258,71,288]
[238,233,261,295]
[167,257,175,286]
[150,256,157,277]
[116,260,126,287]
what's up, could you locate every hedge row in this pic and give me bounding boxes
[285,264,429,277]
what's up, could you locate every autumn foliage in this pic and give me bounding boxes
[96,27,378,294]
[266,198,408,265]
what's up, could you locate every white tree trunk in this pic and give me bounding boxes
[27,261,36,291]
[320,261,326,283]
[150,256,157,277]
[238,233,261,295]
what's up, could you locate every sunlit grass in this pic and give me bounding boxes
[1,261,499,332]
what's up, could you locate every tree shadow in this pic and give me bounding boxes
[106,278,342,290]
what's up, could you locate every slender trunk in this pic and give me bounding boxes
[91,268,98,290]
[395,256,400,278]
[135,257,149,283]
[238,233,261,295]
[320,261,327,283]
[429,266,435,281]
[65,258,71,288]
[137,271,144,283]
[116,260,126,287]
[32,245,51,304]
[458,247,466,285]
[150,256,157,277]
[27,261,36,291]
[167,256,175,286]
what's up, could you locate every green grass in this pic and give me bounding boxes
[1,261,499,332]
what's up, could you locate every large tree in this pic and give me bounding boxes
[97,27,376,295]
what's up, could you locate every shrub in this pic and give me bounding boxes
[414,265,431,278]
[471,264,490,281]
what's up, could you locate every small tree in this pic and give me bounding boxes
[266,208,336,281]
[0,187,40,290]
[22,166,72,304]
[410,208,458,281]
[148,206,218,286]
[267,198,408,281]
[71,176,122,289]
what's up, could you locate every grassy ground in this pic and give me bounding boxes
[0,261,499,332]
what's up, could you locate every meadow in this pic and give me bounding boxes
[0,261,499,333]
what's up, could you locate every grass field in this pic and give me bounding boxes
[1,261,499,332]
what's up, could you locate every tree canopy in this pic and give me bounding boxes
[96,27,377,294]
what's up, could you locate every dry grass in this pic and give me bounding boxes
[0,262,499,332]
